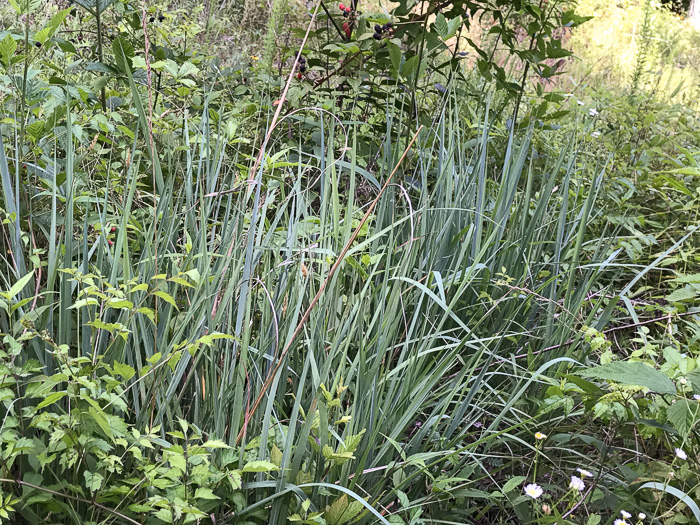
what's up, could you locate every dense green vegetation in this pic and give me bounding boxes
[0,0,699,523]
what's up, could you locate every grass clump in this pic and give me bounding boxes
[0,0,699,523]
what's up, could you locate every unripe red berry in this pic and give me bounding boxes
[108,240,114,246]
[111,226,116,232]
[339,3,345,10]
[297,72,302,80]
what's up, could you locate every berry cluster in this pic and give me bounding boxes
[296,53,307,80]
[148,14,165,23]
[339,3,354,39]
[373,22,393,40]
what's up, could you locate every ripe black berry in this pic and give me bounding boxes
[385,22,393,27]
[149,16,155,22]
[158,14,164,21]
[374,24,383,33]
[373,32,381,40]
[300,65,306,72]
[343,10,349,16]
[35,42,41,48]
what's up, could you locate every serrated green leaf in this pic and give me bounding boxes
[325,494,365,525]
[113,361,135,381]
[434,13,449,39]
[666,287,696,302]
[112,36,134,73]
[667,401,697,438]
[84,471,103,492]
[670,273,700,284]
[194,487,219,500]
[581,361,675,394]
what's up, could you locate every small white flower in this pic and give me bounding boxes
[591,131,601,138]
[614,520,630,525]
[577,100,584,106]
[694,394,700,400]
[679,378,687,385]
[524,483,543,499]
[534,431,547,440]
[569,475,585,491]
[621,510,632,519]
[576,468,593,478]
[564,93,574,97]
[675,448,688,460]
[589,108,599,117]
[639,513,646,520]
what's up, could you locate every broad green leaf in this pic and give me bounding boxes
[36,8,72,44]
[434,13,449,39]
[194,487,219,500]
[0,35,18,67]
[688,369,700,394]
[667,401,697,438]
[587,515,601,525]
[113,361,135,380]
[7,270,33,299]
[666,287,696,302]
[68,297,100,309]
[669,273,700,284]
[581,361,676,395]
[202,439,231,449]
[36,391,67,410]
[226,470,242,490]
[241,460,279,473]
[502,476,527,494]
[387,42,401,72]
[84,471,103,492]
[153,291,178,309]
[112,36,134,73]
[325,494,364,525]
[401,55,420,79]
[7,0,21,14]
[87,405,114,441]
